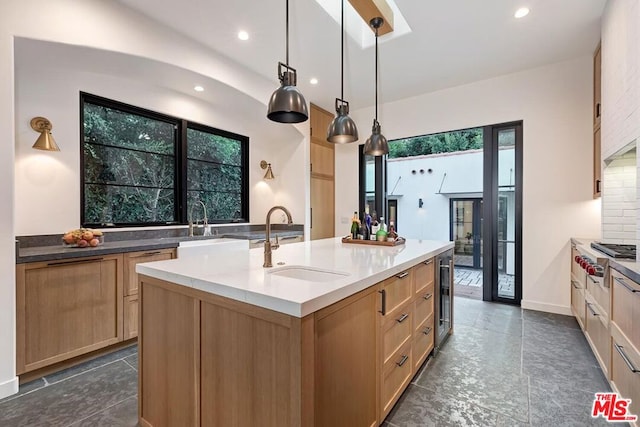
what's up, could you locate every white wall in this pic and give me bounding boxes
[0,0,311,399]
[336,56,602,315]
[14,40,304,234]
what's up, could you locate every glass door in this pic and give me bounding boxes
[483,123,522,304]
[451,199,483,269]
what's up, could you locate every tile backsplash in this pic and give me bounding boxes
[602,149,637,243]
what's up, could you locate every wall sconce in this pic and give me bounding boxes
[260,160,275,180]
[31,117,60,151]
[418,198,424,208]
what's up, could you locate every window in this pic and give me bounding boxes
[81,93,248,227]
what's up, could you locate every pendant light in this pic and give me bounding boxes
[363,17,388,156]
[267,0,309,124]
[326,0,358,143]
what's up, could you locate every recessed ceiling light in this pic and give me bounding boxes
[310,78,319,85]
[194,85,204,92]
[514,7,530,18]
[238,31,249,41]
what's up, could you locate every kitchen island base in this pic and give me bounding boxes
[138,275,379,427]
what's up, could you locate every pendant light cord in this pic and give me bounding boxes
[374,25,379,120]
[340,0,344,100]
[286,0,289,66]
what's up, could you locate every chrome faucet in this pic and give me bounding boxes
[189,200,210,237]
[263,205,293,268]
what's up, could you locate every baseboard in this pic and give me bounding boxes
[0,376,19,400]
[521,299,572,316]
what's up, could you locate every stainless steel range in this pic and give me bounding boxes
[590,242,637,260]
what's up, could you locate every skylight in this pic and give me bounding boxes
[314,0,412,48]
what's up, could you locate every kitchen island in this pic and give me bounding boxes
[136,237,453,427]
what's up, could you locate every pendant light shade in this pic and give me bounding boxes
[363,118,388,156]
[327,0,358,143]
[327,101,358,143]
[363,17,388,156]
[267,0,309,124]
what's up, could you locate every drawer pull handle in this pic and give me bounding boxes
[614,343,640,374]
[586,303,599,317]
[396,271,409,279]
[571,281,581,290]
[424,293,433,300]
[396,355,408,367]
[143,251,162,256]
[47,257,103,266]
[586,275,598,284]
[379,289,386,315]
[280,235,299,241]
[614,276,639,293]
[423,259,433,265]
[423,326,432,335]
[396,313,409,323]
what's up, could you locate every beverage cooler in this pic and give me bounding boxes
[435,249,454,350]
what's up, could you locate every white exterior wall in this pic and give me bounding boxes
[0,0,311,399]
[336,56,602,315]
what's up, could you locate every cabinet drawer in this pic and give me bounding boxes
[611,325,640,420]
[413,314,434,372]
[585,297,610,376]
[611,269,640,352]
[413,259,434,297]
[586,274,609,318]
[379,269,413,322]
[382,304,413,365]
[124,249,175,296]
[414,284,434,333]
[123,295,139,340]
[381,341,412,420]
[571,279,585,329]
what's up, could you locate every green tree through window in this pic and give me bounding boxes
[389,128,483,158]
[81,93,248,227]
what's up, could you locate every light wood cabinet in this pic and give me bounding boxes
[124,249,175,296]
[611,269,640,358]
[123,295,139,340]
[16,254,124,374]
[610,324,640,421]
[571,279,585,329]
[123,249,175,339]
[584,294,610,376]
[310,103,335,240]
[139,256,438,427]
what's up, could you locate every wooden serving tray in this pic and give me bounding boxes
[341,236,405,247]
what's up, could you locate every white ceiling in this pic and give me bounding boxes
[115,0,606,113]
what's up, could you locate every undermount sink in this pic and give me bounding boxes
[267,265,349,282]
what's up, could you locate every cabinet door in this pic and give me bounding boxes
[413,258,435,297]
[611,325,640,419]
[585,296,610,376]
[315,286,378,427]
[611,269,640,352]
[571,279,585,329]
[124,249,175,296]
[379,269,414,321]
[594,44,601,128]
[310,177,335,240]
[17,254,123,374]
[123,295,139,340]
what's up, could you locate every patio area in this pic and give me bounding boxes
[454,267,515,300]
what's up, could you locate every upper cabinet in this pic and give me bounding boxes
[593,43,601,199]
[310,104,336,240]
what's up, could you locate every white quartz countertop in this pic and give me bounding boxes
[136,237,454,317]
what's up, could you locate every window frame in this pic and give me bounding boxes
[80,92,249,228]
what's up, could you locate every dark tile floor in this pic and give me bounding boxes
[385,297,617,427]
[0,297,616,427]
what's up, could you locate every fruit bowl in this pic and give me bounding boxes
[62,228,105,248]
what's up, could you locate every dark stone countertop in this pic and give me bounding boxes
[16,229,305,264]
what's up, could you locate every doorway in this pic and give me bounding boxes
[483,123,522,304]
[450,198,483,269]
